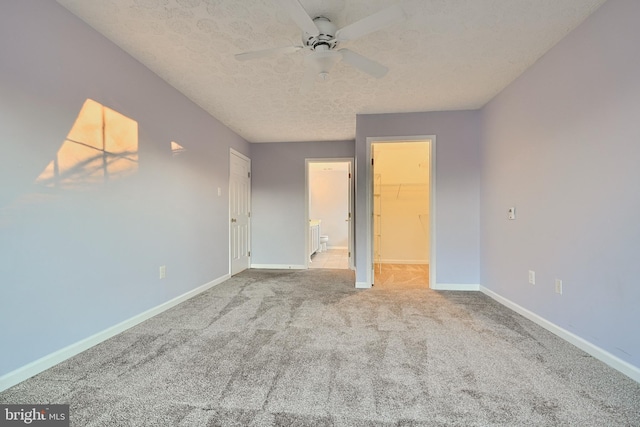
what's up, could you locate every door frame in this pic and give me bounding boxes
[365,136,436,288]
[305,158,355,269]
[229,148,251,275]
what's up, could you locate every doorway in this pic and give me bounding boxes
[306,158,354,270]
[371,139,433,288]
[230,149,251,275]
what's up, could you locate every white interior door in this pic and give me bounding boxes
[348,162,354,269]
[230,150,250,275]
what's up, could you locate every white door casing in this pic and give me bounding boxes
[305,158,354,269]
[347,161,354,270]
[230,149,251,275]
[365,136,436,289]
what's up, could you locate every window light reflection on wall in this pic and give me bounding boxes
[171,141,186,156]
[36,99,138,189]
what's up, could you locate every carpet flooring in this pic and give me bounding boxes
[1,269,639,426]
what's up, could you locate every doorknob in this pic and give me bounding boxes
[231,218,237,223]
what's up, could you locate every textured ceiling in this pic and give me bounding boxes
[56,0,606,143]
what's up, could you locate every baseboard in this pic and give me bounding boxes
[327,245,348,250]
[480,286,640,383]
[378,259,429,265]
[355,281,371,289]
[0,274,230,392]
[250,264,306,270]
[431,283,480,291]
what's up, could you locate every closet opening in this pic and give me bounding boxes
[371,140,432,288]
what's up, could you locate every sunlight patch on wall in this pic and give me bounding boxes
[36,99,138,189]
[171,141,186,156]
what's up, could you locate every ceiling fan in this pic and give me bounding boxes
[235,0,406,92]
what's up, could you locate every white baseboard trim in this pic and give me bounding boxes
[355,281,371,289]
[378,259,429,265]
[250,264,306,270]
[0,274,230,392]
[327,245,348,250]
[432,283,480,291]
[480,286,640,383]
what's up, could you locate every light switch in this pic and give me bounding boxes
[217,187,221,196]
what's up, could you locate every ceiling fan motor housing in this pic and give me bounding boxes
[303,17,338,51]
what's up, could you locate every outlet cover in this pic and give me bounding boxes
[555,279,562,294]
[159,265,166,279]
[528,270,535,285]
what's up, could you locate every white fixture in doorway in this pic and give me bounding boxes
[319,234,329,252]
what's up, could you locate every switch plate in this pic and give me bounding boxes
[508,207,516,220]
[159,265,166,279]
[217,187,221,196]
[528,270,535,285]
[555,279,562,294]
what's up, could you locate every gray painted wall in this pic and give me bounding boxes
[251,141,354,267]
[0,1,249,375]
[480,0,640,368]
[355,112,482,286]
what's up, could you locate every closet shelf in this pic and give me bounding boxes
[377,183,429,199]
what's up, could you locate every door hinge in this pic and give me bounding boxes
[248,171,251,178]
[371,158,374,165]
[348,251,351,257]
[348,212,351,218]
[348,172,351,178]
[248,212,251,218]
[247,251,251,257]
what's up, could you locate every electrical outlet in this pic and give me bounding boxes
[528,270,535,285]
[555,279,562,295]
[159,265,166,279]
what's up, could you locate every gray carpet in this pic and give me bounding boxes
[1,269,639,426]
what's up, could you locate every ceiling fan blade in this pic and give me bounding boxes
[335,4,406,42]
[339,49,388,78]
[235,45,302,61]
[278,0,319,36]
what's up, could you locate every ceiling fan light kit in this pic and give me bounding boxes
[235,0,406,92]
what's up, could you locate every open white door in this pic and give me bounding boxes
[230,149,251,275]
[348,161,355,269]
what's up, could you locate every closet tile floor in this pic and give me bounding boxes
[373,263,430,289]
